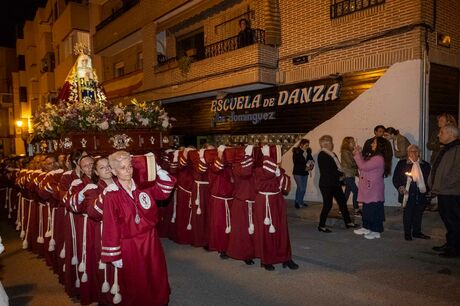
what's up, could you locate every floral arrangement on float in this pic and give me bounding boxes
[32,98,173,140]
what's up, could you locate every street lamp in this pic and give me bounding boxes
[16,119,31,155]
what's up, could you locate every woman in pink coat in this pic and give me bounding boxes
[353,137,391,239]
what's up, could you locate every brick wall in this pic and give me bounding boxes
[423,0,460,68]
[278,0,424,84]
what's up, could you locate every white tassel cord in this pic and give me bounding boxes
[37,203,45,244]
[259,192,279,234]
[20,197,26,238]
[112,267,122,304]
[194,181,209,216]
[178,186,193,231]
[211,195,232,234]
[48,208,56,252]
[79,215,88,283]
[69,213,78,266]
[246,200,255,235]
[45,203,52,237]
[170,190,177,223]
[59,211,67,259]
[15,193,22,229]
[22,199,33,249]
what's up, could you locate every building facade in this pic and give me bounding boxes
[11,0,459,204]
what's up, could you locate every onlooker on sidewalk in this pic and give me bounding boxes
[392,144,431,241]
[384,127,411,160]
[428,125,460,258]
[353,137,391,240]
[340,137,360,215]
[292,139,314,209]
[363,125,393,176]
[427,113,457,164]
[317,135,356,233]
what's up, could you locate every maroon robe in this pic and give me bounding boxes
[190,157,210,247]
[207,156,234,252]
[253,156,292,265]
[227,155,257,261]
[101,176,175,306]
[172,153,194,245]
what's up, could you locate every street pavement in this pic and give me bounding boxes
[1,201,460,306]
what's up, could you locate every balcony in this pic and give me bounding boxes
[95,0,140,31]
[149,40,278,101]
[92,0,143,55]
[102,70,143,99]
[52,2,89,45]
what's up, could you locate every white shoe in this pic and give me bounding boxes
[354,228,371,235]
[364,231,381,240]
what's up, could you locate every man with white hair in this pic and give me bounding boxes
[429,124,460,258]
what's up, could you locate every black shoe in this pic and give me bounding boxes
[405,235,412,241]
[261,263,275,271]
[282,260,299,270]
[413,233,431,240]
[295,203,301,209]
[317,226,332,233]
[439,250,460,258]
[244,259,255,265]
[345,223,359,229]
[432,243,448,252]
[303,203,309,207]
[219,252,229,259]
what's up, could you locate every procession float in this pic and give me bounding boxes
[31,43,172,156]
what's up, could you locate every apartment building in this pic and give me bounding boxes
[11,0,90,155]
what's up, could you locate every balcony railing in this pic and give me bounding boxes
[330,0,385,19]
[205,29,265,59]
[156,29,266,68]
[96,0,140,31]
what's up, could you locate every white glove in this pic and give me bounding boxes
[173,150,179,162]
[103,183,119,195]
[78,191,85,204]
[275,167,281,177]
[217,145,226,153]
[157,169,172,182]
[112,259,123,268]
[71,179,83,187]
[261,145,270,157]
[245,145,254,156]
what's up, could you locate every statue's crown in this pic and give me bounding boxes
[73,42,91,56]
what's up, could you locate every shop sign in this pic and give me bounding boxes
[210,82,341,125]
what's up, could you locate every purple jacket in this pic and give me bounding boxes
[354,152,385,203]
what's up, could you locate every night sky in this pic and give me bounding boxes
[0,0,44,48]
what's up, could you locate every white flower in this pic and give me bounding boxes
[140,118,149,126]
[161,119,169,128]
[99,121,109,130]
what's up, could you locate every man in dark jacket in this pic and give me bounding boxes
[428,125,460,258]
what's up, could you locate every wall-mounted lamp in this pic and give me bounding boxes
[16,120,24,128]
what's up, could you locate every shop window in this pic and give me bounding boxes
[18,55,25,71]
[176,29,205,61]
[330,0,385,19]
[114,61,125,78]
[19,87,28,103]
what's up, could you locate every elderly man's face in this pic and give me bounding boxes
[438,126,454,145]
[408,148,420,162]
